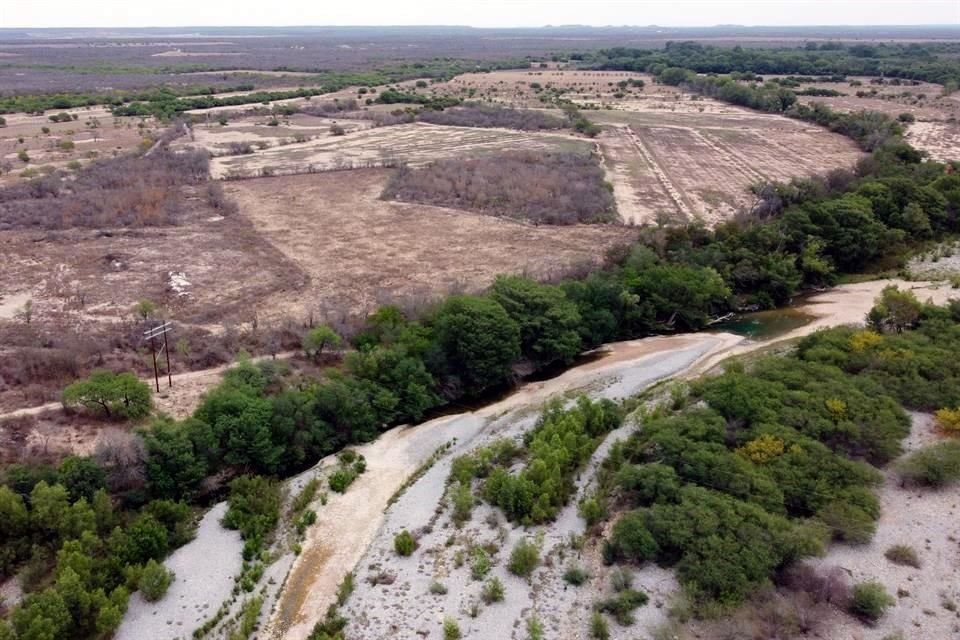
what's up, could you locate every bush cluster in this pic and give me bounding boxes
[417,104,565,131]
[382,151,616,225]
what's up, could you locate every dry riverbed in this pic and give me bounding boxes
[116,277,960,640]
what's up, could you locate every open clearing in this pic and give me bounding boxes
[592,104,863,225]
[778,75,960,161]
[804,412,960,640]
[227,169,632,319]
[196,121,590,178]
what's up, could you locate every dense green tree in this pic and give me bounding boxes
[346,345,439,422]
[0,486,29,575]
[58,457,106,503]
[29,482,70,541]
[302,325,342,361]
[491,275,583,365]
[62,371,152,419]
[142,420,208,499]
[432,295,521,396]
[867,285,922,333]
[120,515,169,565]
[12,588,71,640]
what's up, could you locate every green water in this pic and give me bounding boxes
[712,308,815,340]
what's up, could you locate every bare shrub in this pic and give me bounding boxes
[0,347,81,387]
[94,428,147,493]
[206,182,238,215]
[300,99,359,116]
[227,141,255,156]
[0,149,210,230]
[780,563,852,607]
[417,104,565,131]
[382,151,616,225]
[338,110,414,127]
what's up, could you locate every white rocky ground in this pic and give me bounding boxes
[339,339,725,640]
[115,502,243,640]
[810,412,960,640]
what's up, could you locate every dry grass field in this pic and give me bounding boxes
[226,169,632,319]
[592,107,865,224]
[190,120,590,178]
[434,69,654,107]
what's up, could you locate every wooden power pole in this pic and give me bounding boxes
[144,322,174,391]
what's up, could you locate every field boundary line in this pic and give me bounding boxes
[692,128,768,184]
[623,125,691,218]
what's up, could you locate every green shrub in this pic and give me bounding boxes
[223,475,282,556]
[590,612,610,639]
[897,441,960,487]
[579,496,606,526]
[138,559,174,601]
[292,478,321,513]
[526,616,544,640]
[430,580,448,595]
[470,547,491,580]
[451,482,474,527]
[394,530,416,556]
[850,581,894,622]
[884,544,921,568]
[609,567,633,592]
[296,510,317,535]
[443,618,461,640]
[508,538,540,578]
[481,577,505,604]
[818,501,877,544]
[328,468,358,493]
[606,511,659,562]
[336,572,354,606]
[595,588,649,625]
[563,563,589,586]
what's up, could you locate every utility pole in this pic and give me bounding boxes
[144,322,174,391]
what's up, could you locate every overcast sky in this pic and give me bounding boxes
[4,0,959,29]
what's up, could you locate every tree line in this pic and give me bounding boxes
[581,40,960,86]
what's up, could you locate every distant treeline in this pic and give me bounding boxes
[0,58,526,117]
[580,41,960,86]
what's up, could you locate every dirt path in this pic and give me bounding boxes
[0,351,298,423]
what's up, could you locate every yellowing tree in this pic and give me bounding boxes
[934,407,960,434]
[736,434,786,464]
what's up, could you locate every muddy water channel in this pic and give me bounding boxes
[711,306,816,340]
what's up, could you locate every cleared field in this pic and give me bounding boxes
[906,120,960,163]
[774,75,960,160]
[205,121,591,178]
[226,169,632,319]
[0,199,304,329]
[591,105,864,225]
[0,105,159,185]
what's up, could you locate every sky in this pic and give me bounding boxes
[3,0,959,29]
